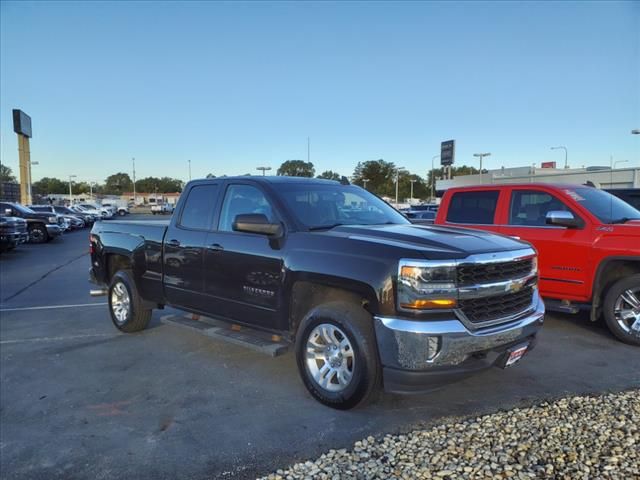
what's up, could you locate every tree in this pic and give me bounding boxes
[317,170,341,181]
[0,164,16,183]
[351,159,397,197]
[32,177,68,195]
[426,165,481,195]
[104,172,133,195]
[277,160,315,177]
[135,176,183,193]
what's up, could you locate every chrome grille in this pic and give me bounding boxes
[457,258,533,286]
[459,286,534,323]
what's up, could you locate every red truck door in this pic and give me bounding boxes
[500,187,592,301]
[438,188,506,235]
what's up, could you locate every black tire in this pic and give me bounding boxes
[28,224,48,244]
[295,301,380,410]
[108,270,152,333]
[603,274,640,346]
[118,210,126,216]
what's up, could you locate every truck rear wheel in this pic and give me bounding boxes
[295,302,380,410]
[108,270,152,333]
[603,274,640,346]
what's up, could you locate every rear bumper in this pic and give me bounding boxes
[374,292,545,394]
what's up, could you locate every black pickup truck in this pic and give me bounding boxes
[89,176,544,409]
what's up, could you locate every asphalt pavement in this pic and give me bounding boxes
[1,216,639,480]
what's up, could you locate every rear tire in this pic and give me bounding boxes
[603,274,640,346]
[108,270,152,333]
[28,224,48,244]
[295,301,380,409]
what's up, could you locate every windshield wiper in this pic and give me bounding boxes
[609,217,640,224]
[308,223,348,231]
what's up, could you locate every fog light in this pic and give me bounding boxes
[400,298,457,310]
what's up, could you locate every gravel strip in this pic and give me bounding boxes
[260,389,639,480]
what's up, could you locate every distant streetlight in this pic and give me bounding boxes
[614,160,629,169]
[188,159,192,181]
[410,179,417,201]
[431,155,440,200]
[28,161,39,201]
[257,166,272,176]
[631,129,640,135]
[89,181,97,198]
[68,175,77,204]
[610,157,628,189]
[395,167,405,205]
[362,178,369,190]
[550,146,568,169]
[473,153,491,184]
[132,157,136,205]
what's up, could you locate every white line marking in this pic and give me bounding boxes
[0,303,107,313]
[0,333,117,344]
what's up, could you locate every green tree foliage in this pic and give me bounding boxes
[32,177,68,195]
[135,176,183,193]
[104,172,133,195]
[0,164,17,183]
[317,170,341,181]
[277,160,315,177]
[426,165,481,193]
[352,159,397,197]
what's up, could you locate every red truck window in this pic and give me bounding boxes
[446,191,499,224]
[509,190,572,227]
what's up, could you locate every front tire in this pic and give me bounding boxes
[28,224,48,244]
[603,274,640,346]
[108,270,152,333]
[295,302,380,409]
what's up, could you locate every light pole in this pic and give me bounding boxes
[431,155,440,201]
[28,161,38,202]
[550,146,568,169]
[257,166,272,176]
[362,178,369,190]
[610,158,628,188]
[132,157,136,206]
[473,153,491,184]
[410,179,416,202]
[89,181,97,199]
[188,159,192,181]
[68,175,77,204]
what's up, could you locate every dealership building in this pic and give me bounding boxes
[435,165,640,195]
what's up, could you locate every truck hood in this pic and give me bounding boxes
[324,224,531,256]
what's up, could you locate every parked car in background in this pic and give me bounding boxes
[0,215,28,252]
[30,205,86,230]
[405,210,436,224]
[151,202,174,214]
[0,202,63,244]
[435,184,640,345]
[77,203,113,219]
[90,176,544,409]
[54,206,95,227]
[102,201,130,216]
[606,188,640,211]
[70,205,101,222]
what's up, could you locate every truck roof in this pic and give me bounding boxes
[445,183,590,192]
[188,176,341,185]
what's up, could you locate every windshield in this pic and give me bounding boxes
[563,187,640,224]
[11,203,36,214]
[277,183,409,229]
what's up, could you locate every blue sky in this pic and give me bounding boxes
[1,1,638,184]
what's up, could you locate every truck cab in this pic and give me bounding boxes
[435,184,640,345]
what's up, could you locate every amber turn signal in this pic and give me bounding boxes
[400,298,457,310]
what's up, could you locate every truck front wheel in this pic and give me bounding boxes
[603,274,640,346]
[108,270,152,333]
[295,302,380,409]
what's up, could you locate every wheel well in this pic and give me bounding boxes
[289,282,372,335]
[107,254,132,281]
[592,259,640,320]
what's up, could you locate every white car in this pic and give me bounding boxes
[72,205,106,220]
[78,203,113,219]
[151,203,174,215]
[102,202,129,216]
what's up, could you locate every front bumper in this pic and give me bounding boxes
[46,225,63,237]
[374,292,545,394]
[1,231,29,246]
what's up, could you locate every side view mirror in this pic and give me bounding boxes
[545,210,579,228]
[233,214,283,237]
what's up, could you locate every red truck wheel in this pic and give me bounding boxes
[295,302,380,410]
[603,274,640,346]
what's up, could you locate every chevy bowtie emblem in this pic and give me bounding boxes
[507,280,524,293]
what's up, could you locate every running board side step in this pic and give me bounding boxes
[543,299,581,314]
[160,313,291,357]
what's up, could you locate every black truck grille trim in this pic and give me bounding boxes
[457,258,533,286]
[459,287,534,323]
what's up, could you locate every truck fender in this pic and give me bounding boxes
[591,256,640,321]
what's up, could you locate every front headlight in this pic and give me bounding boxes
[397,259,458,311]
[48,216,57,224]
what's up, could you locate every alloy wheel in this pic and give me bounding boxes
[614,287,640,334]
[111,282,131,325]
[305,323,355,392]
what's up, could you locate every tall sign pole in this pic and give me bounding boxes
[13,110,33,205]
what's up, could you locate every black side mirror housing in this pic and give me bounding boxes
[233,214,283,237]
[545,210,579,228]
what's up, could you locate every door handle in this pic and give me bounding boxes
[207,243,224,252]
[167,239,181,247]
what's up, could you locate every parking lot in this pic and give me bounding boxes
[1,215,639,480]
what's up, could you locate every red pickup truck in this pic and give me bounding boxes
[435,183,640,345]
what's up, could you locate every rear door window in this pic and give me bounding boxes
[178,184,219,230]
[446,191,499,224]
